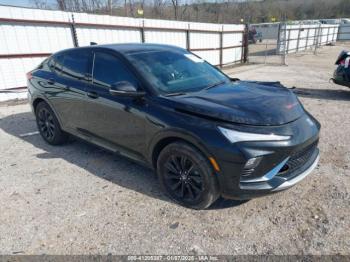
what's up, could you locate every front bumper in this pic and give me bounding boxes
[212,114,321,200]
[238,148,319,192]
[272,151,319,192]
[219,150,319,200]
[333,67,350,88]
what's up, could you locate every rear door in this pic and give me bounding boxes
[47,49,93,132]
[82,50,147,155]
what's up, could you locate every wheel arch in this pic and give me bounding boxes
[32,96,64,128]
[149,129,213,170]
[32,97,46,112]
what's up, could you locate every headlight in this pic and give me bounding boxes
[218,126,291,143]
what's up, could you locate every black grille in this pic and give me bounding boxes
[241,168,255,177]
[279,141,318,175]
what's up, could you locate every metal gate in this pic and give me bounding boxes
[247,22,284,65]
[247,22,339,65]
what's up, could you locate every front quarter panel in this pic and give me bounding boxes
[144,97,246,167]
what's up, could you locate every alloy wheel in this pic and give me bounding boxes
[163,155,204,201]
[37,107,56,140]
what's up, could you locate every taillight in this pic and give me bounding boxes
[26,71,33,80]
[339,59,345,66]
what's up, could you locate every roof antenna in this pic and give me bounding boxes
[90,42,97,45]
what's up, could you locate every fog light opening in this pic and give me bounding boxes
[279,164,290,174]
[244,157,261,170]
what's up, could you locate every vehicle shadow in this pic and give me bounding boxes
[0,111,247,210]
[292,87,350,101]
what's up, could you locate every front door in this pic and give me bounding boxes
[83,50,147,157]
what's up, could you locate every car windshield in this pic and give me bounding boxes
[126,50,230,95]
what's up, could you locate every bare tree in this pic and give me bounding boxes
[39,0,350,24]
[56,0,66,10]
[151,0,164,18]
[170,0,180,20]
[31,0,51,9]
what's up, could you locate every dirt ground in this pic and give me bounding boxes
[0,43,349,255]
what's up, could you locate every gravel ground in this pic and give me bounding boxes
[0,43,349,255]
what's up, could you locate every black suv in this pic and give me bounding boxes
[27,43,320,209]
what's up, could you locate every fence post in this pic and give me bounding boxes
[286,26,290,56]
[277,22,281,51]
[140,20,145,43]
[219,25,223,68]
[336,24,341,41]
[306,27,310,49]
[279,22,287,65]
[242,24,249,63]
[335,25,338,42]
[186,24,190,51]
[326,27,330,44]
[314,24,322,55]
[70,14,79,47]
[296,24,302,52]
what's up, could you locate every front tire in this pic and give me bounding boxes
[35,101,68,145]
[157,142,219,209]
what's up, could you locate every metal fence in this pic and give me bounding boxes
[246,23,280,64]
[0,5,245,91]
[338,23,350,40]
[248,22,339,65]
[278,24,339,55]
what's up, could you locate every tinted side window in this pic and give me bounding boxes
[93,52,137,89]
[61,50,91,80]
[49,54,64,75]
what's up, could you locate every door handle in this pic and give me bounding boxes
[87,91,99,99]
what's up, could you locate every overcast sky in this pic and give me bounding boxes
[0,0,33,7]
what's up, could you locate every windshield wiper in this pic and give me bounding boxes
[164,92,187,97]
[204,80,226,90]
[165,80,226,96]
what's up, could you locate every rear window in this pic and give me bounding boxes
[48,54,64,75]
[60,50,91,80]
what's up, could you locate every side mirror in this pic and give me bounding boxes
[109,81,145,97]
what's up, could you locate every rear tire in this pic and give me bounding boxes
[35,101,68,145]
[157,142,219,209]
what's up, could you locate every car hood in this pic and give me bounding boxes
[165,81,305,126]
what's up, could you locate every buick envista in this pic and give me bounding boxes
[27,44,320,209]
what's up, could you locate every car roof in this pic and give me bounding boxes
[56,43,187,56]
[99,43,186,54]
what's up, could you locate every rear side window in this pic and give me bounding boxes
[92,52,138,89]
[60,50,91,80]
[49,54,64,75]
